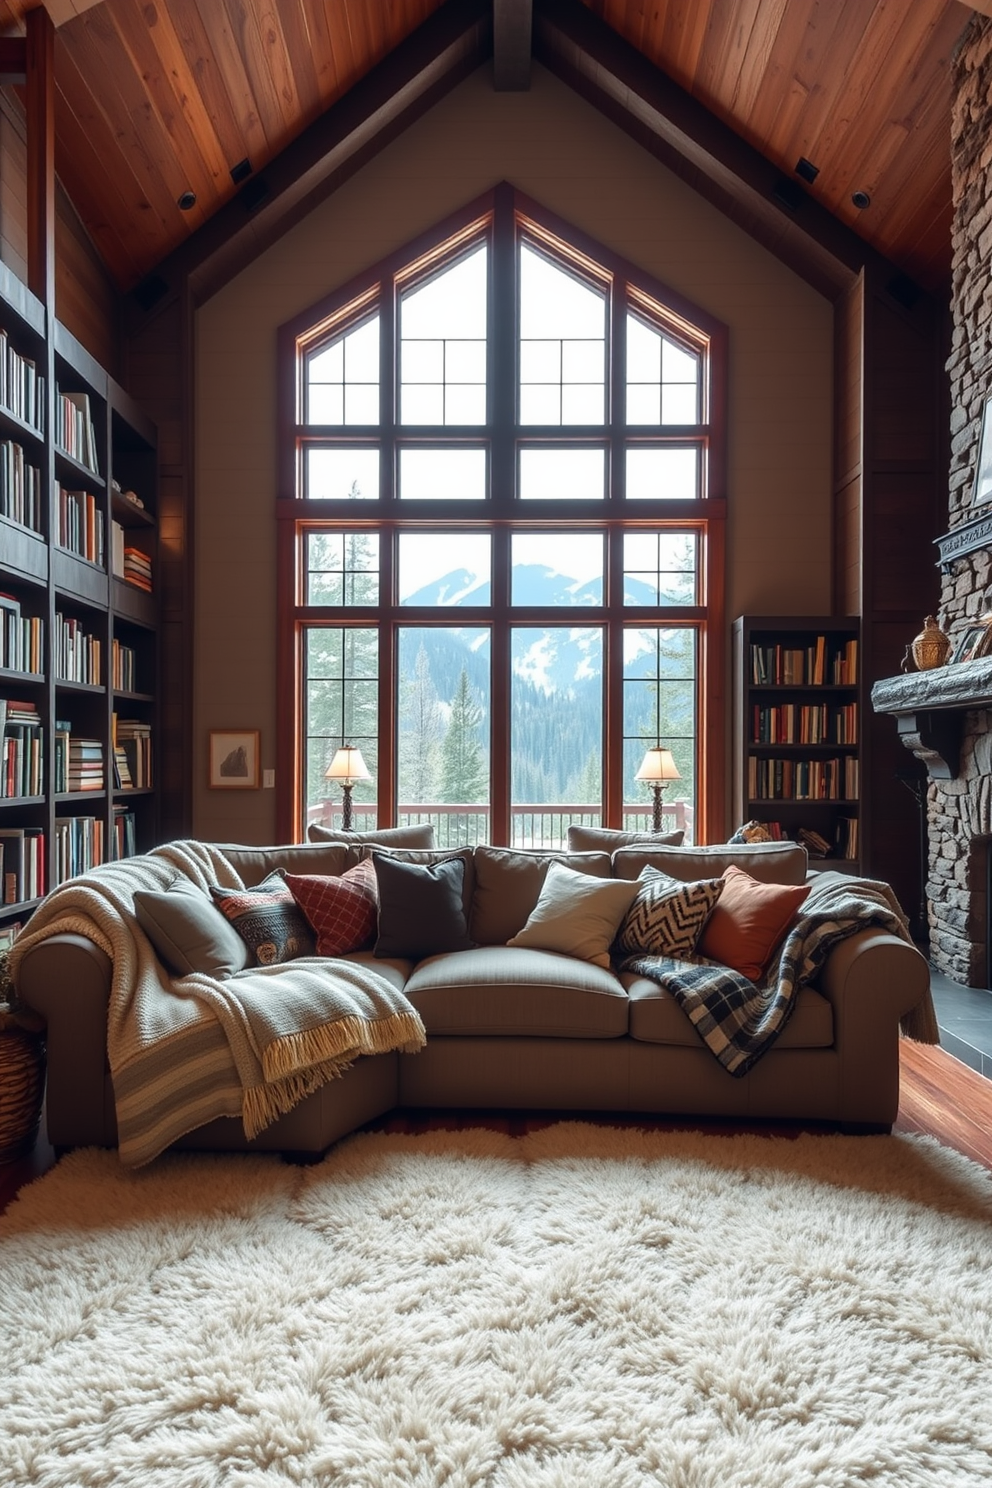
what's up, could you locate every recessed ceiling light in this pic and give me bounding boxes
[177,190,197,211]
[852,190,871,210]
[795,157,819,184]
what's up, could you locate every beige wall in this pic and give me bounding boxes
[195,63,833,841]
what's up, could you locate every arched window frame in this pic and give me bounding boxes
[277,183,727,843]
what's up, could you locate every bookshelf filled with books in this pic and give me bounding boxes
[0,266,158,925]
[732,616,861,872]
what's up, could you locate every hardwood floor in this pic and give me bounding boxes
[2,1040,990,1217]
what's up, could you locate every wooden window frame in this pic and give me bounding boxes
[277,184,727,843]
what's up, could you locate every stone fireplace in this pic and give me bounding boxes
[870,12,992,989]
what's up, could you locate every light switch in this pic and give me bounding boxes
[263,769,275,789]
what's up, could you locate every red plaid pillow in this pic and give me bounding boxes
[283,859,378,956]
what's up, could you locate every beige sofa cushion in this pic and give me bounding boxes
[506,862,639,967]
[470,846,611,944]
[567,825,684,852]
[612,841,808,886]
[404,945,629,1037]
[218,842,351,884]
[622,973,833,1048]
[307,822,436,849]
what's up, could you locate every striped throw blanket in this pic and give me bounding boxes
[620,871,939,1077]
[9,841,425,1167]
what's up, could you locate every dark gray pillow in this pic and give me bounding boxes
[371,852,473,960]
[134,878,248,978]
[307,823,436,848]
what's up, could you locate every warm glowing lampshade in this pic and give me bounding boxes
[635,747,681,785]
[635,746,681,832]
[325,746,373,830]
[325,746,372,786]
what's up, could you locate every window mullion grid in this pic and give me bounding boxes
[490,526,510,844]
[491,187,516,513]
[610,282,626,506]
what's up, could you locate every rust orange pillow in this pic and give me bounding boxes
[696,864,810,981]
[283,858,379,957]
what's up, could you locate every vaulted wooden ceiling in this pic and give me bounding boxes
[0,0,978,298]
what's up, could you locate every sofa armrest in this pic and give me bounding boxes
[815,928,931,1125]
[15,933,115,1148]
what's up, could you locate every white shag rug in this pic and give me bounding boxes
[2,1124,992,1488]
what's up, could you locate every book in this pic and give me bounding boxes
[0,827,24,903]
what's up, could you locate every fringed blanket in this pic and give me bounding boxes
[620,871,939,1077]
[9,841,425,1167]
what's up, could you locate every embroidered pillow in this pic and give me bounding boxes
[208,873,316,967]
[283,859,379,957]
[697,864,810,981]
[506,860,639,968]
[616,867,724,959]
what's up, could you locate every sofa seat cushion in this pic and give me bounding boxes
[622,973,833,1048]
[339,948,414,994]
[403,946,629,1037]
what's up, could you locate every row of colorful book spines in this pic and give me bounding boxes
[0,336,45,430]
[749,640,858,686]
[747,757,860,800]
[750,703,858,744]
[0,614,43,674]
[2,731,42,797]
[1,811,139,906]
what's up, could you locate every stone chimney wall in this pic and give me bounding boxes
[930,12,992,983]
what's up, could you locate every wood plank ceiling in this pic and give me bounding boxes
[0,0,976,295]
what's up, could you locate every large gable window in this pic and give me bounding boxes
[278,185,727,845]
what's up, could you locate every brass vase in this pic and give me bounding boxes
[911,615,951,671]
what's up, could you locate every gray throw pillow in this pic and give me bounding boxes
[566,825,684,852]
[371,852,473,960]
[134,878,249,978]
[307,823,436,848]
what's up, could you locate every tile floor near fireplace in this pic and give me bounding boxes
[929,964,992,1080]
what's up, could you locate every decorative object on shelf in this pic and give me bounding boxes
[634,746,681,833]
[910,615,951,671]
[325,746,373,831]
[973,392,992,506]
[208,730,260,790]
[949,615,992,665]
[0,926,46,1164]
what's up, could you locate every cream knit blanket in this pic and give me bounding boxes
[10,841,425,1167]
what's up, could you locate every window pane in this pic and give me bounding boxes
[626,314,700,428]
[519,447,605,500]
[402,386,444,425]
[623,627,695,841]
[399,533,491,605]
[623,532,697,606]
[399,447,487,500]
[520,244,605,427]
[625,447,698,501]
[306,531,379,606]
[400,245,487,427]
[304,626,378,833]
[397,626,490,846]
[307,447,380,500]
[511,532,604,605]
[306,315,379,427]
[511,626,603,846]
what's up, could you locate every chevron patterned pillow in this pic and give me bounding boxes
[616,867,724,959]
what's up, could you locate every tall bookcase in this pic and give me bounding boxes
[732,616,861,872]
[0,261,157,934]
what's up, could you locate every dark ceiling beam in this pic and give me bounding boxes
[128,0,492,318]
[25,9,54,313]
[0,37,25,83]
[533,0,922,304]
[493,0,532,90]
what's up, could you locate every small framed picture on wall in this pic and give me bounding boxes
[208,730,260,789]
[973,394,992,505]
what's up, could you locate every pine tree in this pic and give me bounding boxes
[398,641,444,805]
[439,667,488,807]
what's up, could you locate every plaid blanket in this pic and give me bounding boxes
[619,871,938,1077]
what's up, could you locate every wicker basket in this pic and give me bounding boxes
[0,1014,46,1164]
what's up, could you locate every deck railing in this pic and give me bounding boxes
[307,800,693,847]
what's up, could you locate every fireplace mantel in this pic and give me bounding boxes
[871,657,992,778]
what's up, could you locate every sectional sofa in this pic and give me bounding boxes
[12,830,933,1157]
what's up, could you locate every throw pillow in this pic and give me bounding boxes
[209,873,316,966]
[283,859,379,957]
[615,867,725,959]
[567,825,684,852]
[134,878,249,979]
[307,823,436,849]
[506,861,640,968]
[372,853,473,960]
[697,864,811,981]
